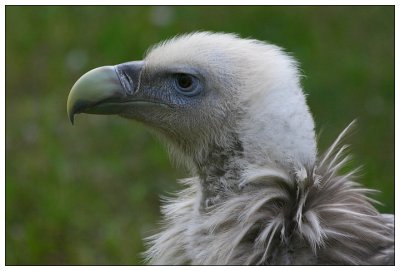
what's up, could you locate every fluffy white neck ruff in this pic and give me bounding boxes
[144,123,393,265]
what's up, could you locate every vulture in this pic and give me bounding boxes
[67,32,394,265]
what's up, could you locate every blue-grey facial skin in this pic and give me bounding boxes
[134,66,206,108]
[117,65,209,138]
[118,64,214,121]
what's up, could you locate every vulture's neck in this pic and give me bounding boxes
[193,135,308,209]
[194,135,247,208]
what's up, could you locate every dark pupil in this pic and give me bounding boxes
[177,74,192,89]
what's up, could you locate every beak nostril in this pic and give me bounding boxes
[114,67,133,95]
[123,70,134,95]
[114,61,144,96]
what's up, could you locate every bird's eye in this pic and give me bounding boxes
[174,73,201,96]
[177,74,193,89]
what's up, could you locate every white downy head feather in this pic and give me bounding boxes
[145,32,316,170]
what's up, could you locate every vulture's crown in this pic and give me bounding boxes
[67,32,394,265]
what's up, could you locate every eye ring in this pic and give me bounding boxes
[174,73,202,96]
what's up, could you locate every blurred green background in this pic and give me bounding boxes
[6,6,394,265]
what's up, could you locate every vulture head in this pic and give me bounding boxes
[67,32,393,265]
[68,32,316,206]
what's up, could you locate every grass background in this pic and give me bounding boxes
[6,6,394,265]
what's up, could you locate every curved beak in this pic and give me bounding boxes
[67,61,143,124]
